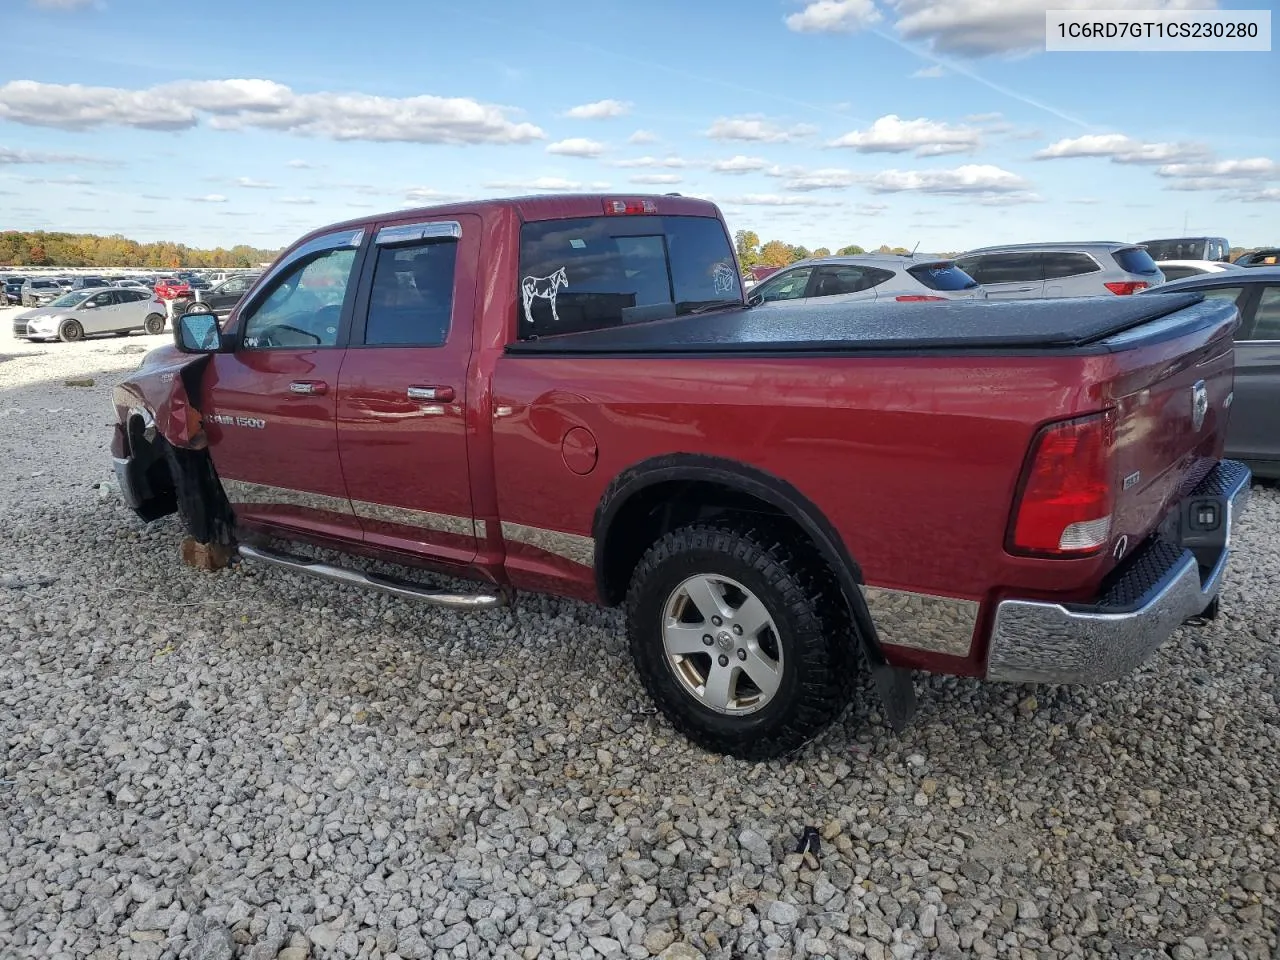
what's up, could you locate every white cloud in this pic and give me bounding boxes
[612,155,687,169]
[0,79,545,144]
[191,194,227,203]
[911,65,946,78]
[30,0,97,9]
[546,137,605,158]
[628,130,659,144]
[404,187,457,202]
[286,159,314,169]
[630,174,682,185]
[864,163,1031,196]
[1156,158,1277,180]
[705,116,816,143]
[785,0,882,33]
[234,177,275,188]
[1034,134,1209,164]
[0,146,106,164]
[724,194,825,207]
[710,155,770,174]
[892,0,1219,57]
[563,99,631,119]
[278,196,316,204]
[829,114,980,156]
[780,167,860,191]
[485,176,603,191]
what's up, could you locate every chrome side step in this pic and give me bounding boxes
[237,543,504,610]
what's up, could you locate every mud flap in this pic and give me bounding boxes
[869,659,917,733]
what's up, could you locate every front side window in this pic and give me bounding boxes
[755,267,814,302]
[241,247,357,350]
[1250,287,1280,340]
[517,215,741,338]
[88,292,115,307]
[364,239,458,346]
[960,253,1041,285]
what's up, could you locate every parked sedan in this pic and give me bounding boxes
[1141,266,1280,478]
[747,255,983,307]
[1152,260,1242,282]
[20,277,63,306]
[3,275,26,304]
[11,287,168,342]
[199,273,260,317]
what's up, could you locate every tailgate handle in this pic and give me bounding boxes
[289,380,327,396]
[408,385,454,403]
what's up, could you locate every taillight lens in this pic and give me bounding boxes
[1104,281,1149,295]
[894,295,946,302]
[1009,411,1115,556]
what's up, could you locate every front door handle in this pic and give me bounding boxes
[407,385,455,403]
[289,380,327,396]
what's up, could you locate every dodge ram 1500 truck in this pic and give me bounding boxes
[110,194,1252,759]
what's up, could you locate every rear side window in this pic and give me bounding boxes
[1112,247,1160,275]
[1252,287,1280,340]
[518,215,741,338]
[1041,253,1100,279]
[364,240,458,346]
[907,262,978,291]
[957,253,1041,285]
[810,265,894,297]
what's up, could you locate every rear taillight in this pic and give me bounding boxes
[1103,281,1149,295]
[1009,411,1116,556]
[603,198,657,215]
[894,295,946,302]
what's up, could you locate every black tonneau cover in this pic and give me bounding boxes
[507,291,1219,356]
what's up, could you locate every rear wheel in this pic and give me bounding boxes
[143,313,166,335]
[625,520,856,759]
[58,319,84,343]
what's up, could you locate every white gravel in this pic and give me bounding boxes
[1,306,1277,960]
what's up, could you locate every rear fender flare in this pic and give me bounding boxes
[592,453,886,663]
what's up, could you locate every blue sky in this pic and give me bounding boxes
[1,0,1275,253]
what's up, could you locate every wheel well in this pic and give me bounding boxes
[599,480,789,606]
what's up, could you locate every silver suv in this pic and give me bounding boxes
[747,254,984,307]
[954,242,1165,299]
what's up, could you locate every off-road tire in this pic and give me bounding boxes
[143,313,166,335]
[58,319,84,343]
[625,520,857,759]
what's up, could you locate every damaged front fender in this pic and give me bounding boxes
[112,345,214,451]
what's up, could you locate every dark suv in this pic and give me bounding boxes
[3,275,26,305]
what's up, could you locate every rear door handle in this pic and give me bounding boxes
[407,385,455,402]
[289,380,327,396]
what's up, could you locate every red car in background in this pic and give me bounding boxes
[153,276,192,300]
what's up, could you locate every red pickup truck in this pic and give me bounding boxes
[110,194,1252,759]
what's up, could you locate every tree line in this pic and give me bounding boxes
[734,230,920,271]
[0,231,282,269]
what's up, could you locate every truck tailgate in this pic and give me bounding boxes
[1101,297,1239,562]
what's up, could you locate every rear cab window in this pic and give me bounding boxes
[517,214,741,338]
[1112,247,1161,275]
[907,262,979,291]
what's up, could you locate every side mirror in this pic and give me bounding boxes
[175,306,223,353]
[747,293,764,307]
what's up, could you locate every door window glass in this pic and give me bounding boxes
[364,240,458,346]
[755,267,814,302]
[956,254,1041,285]
[88,291,114,306]
[1042,252,1101,279]
[809,265,893,297]
[241,248,357,349]
[1251,287,1280,340]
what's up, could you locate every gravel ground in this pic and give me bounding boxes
[1,305,1277,960]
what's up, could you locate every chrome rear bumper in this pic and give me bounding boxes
[987,459,1251,684]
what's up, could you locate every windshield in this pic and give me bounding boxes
[1142,239,1209,262]
[517,214,742,338]
[48,291,92,307]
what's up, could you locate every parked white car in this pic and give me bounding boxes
[746,255,985,307]
[11,287,168,342]
[1153,260,1244,282]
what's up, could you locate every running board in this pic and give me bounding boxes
[236,544,504,610]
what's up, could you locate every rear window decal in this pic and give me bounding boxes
[521,267,569,327]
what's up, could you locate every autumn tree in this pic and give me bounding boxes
[758,240,794,268]
[734,230,761,270]
[837,244,865,255]
[812,247,831,258]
